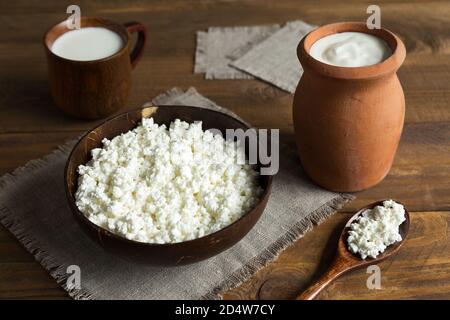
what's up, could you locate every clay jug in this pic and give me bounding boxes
[293,22,406,192]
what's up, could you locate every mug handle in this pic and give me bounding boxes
[124,22,147,69]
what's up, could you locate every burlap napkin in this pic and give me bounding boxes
[194,25,280,79]
[231,20,315,93]
[0,87,353,299]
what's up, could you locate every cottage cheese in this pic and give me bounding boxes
[75,118,263,244]
[347,200,406,259]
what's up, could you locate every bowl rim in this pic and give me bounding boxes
[64,105,274,248]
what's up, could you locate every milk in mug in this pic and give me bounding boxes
[51,27,124,61]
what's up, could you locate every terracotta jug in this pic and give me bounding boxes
[293,22,406,192]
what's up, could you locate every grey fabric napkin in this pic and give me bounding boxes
[0,87,353,299]
[230,20,315,93]
[194,25,280,79]
[231,20,316,93]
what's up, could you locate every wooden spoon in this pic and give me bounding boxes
[296,199,410,300]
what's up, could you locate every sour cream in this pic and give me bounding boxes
[309,32,392,67]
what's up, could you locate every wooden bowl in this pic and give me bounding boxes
[65,105,273,266]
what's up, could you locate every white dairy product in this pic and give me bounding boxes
[75,118,263,244]
[347,200,406,259]
[309,32,392,67]
[51,27,123,61]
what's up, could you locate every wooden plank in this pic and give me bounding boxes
[0,1,449,133]
[224,211,450,300]
[2,117,450,212]
[0,226,68,299]
[0,132,78,173]
[1,211,449,299]
[348,121,450,212]
[1,0,449,17]
[0,0,449,300]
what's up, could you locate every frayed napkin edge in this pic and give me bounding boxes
[194,30,252,79]
[0,141,94,300]
[229,20,317,93]
[194,31,209,74]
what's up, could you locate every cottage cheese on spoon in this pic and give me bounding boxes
[347,200,406,259]
[75,118,262,244]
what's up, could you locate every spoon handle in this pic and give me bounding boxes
[296,256,349,300]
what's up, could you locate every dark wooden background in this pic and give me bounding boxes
[1,0,449,299]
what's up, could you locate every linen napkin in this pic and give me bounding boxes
[0,87,353,299]
[194,25,280,79]
[231,20,316,93]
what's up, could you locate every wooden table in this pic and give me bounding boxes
[1,0,449,300]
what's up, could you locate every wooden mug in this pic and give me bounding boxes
[43,17,146,119]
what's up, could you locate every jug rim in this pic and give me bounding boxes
[297,22,406,80]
